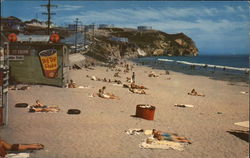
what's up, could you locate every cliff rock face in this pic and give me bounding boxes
[86,28,198,62]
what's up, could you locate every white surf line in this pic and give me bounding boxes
[158,58,250,72]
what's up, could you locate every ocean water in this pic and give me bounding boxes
[137,55,249,69]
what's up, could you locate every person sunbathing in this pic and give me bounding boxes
[97,87,119,99]
[152,129,191,144]
[29,107,60,113]
[29,100,59,112]
[148,73,158,77]
[103,78,107,82]
[114,80,122,84]
[188,89,205,97]
[123,84,130,88]
[68,79,77,88]
[0,139,44,158]
[129,88,146,94]
[126,77,132,83]
[130,83,147,89]
[114,72,121,78]
[33,100,47,108]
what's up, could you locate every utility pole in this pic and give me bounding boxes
[41,0,57,35]
[74,18,79,53]
[83,26,87,46]
[92,23,95,58]
[0,0,3,34]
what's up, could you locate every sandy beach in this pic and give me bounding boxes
[0,60,249,158]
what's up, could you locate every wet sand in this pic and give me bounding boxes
[0,61,249,158]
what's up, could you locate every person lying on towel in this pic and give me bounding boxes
[29,100,60,113]
[130,83,148,90]
[152,129,192,144]
[129,88,146,94]
[29,107,60,113]
[0,139,44,158]
[98,86,119,99]
[32,100,47,108]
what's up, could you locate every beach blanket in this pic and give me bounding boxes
[129,88,147,94]
[234,121,249,128]
[144,130,153,135]
[240,91,248,94]
[139,138,187,151]
[174,104,194,108]
[5,153,30,158]
[125,129,144,135]
[112,84,123,87]
[78,86,90,89]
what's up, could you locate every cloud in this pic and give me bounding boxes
[54,5,84,11]
[35,4,84,13]
[56,5,248,33]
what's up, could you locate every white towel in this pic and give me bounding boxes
[5,153,30,158]
[139,139,186,151]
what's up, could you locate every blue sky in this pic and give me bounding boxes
[1,0,250,55]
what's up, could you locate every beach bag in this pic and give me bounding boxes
[67,109,81,115]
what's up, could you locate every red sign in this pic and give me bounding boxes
[50,33,60,43]
[8,33,17,42]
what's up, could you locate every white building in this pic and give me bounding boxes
[137,26,152,31]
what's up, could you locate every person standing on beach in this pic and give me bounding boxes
[132,72,135,83]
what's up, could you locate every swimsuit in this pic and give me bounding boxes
[162,133,173,141]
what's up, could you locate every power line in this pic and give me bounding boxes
[41,0,57,35]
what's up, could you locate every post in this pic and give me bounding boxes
[92,23,95,57]
[74,18,79,53]
[41,0,57,35]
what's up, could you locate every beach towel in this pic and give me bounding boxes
[174,104,194,108]
[129,88,146,94]
[78,86,90,89]
[240,91,248,94]
[112,84,123,87]
[125,129,144,135]
[234,121,249,128]
[5,153,30,158]
[139,138,187,151]
[144,130,153,135]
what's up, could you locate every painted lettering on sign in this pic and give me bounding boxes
[39,49,58,78]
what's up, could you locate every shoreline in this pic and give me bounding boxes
[131,57,249,84]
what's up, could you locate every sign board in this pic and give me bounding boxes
[39,49,59,78]
[10,49,30,55]
[9,55,24,61]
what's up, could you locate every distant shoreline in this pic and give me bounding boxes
[133,55,249,72]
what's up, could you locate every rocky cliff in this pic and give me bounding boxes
[85,27,198,62]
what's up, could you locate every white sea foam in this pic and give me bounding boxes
[157,58,249,72]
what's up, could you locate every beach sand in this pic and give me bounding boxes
[0,61,249,158]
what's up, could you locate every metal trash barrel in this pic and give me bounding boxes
[136,104,156,120]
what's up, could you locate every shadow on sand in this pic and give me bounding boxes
[227,130,249,143]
